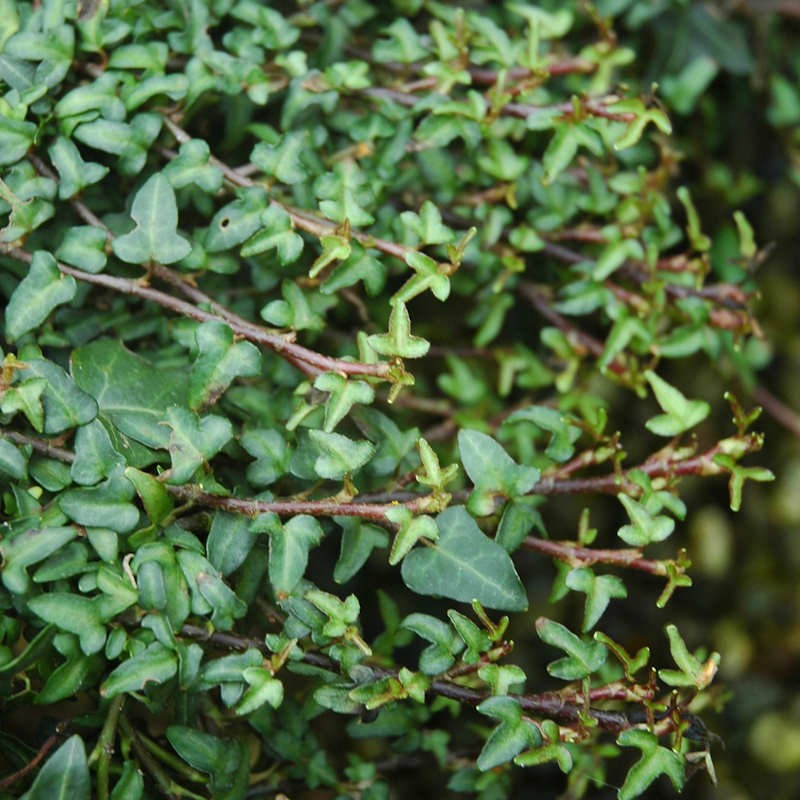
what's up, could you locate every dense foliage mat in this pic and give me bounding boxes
[0,1,781,798]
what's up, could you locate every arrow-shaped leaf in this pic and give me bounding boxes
[314,372,375,432]
[111,173,191,264]
[309,429,374,479]
[617,729,684,800]
[644,370,710,437]
[164,406,233,483]
[367,301,430,359]
[535,617,607,680]
[565,568,628,632]
[477,696,540,771]
[392,251,451,305]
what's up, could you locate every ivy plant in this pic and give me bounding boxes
[0,1,775,799]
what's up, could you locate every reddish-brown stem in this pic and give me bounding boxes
[753,384,800,439]
[165,484,436,522]
[0,723,69,790]
[0,246,390,380]
[523,536,668,576]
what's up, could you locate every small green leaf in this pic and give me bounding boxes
[616,729,684,800]
[617,495,674,546]
[401,506,528,611]
[189,321,261,410]
[111,173,191,264]
[251,132,307,184]
[5,251,77,341]
[644,370,710,436]
[309,430,374,479]
[241,429,288,486]
[399,200,453,245]
[56,225,108,273]
[477,696,539,771]
[367,302,430,359]
[401,612,463,675]
[124,467,174,526]
[206,186,269,252]
[241,205,303,264]
[458,429,540,502]
[101,642,178,697]
[162,138,223,193]
[0,526,77,594]
[392,251,451,305]
[164,406,233,484]
[565,568,628,631]
[334,518,389,584]
[58,468,139,533]
[659,623,719,689]
[385,506,439,566]
[49,136,109,199]
[535,617,607,680]
[269,515,324,597]
[236,668,283,715]
[0,436,27,479]
[1,376,46,432]
[314,372,375,432]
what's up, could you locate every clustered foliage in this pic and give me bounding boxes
[0,1,776,798]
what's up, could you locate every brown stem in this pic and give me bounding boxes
[522,536,668,576]
[0,246,390,380]
[0,722,69,790]
[752,384,800,439]
[1,431,75,463]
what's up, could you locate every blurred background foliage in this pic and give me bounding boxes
[589,2,800,797]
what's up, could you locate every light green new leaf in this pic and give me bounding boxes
[314,372,375,432]
[189,321,261,410]
[659,623,719,689]
[48,136,108,199]
[19,735,89,800]
[236,668,283,715]
[617,495,675,546]
[112,173,191,264]
[309,429,374,479]
[401,506,528,611]
[565,568,628,631]
[399,200,453,245]
[367,301,430,359]
[162,138,223,193]
[164,406,233,483]
[617,729,684,800]
[385,506,439,565]
[392,251,451,305]
[644,370,710,436]
[5,251,77,341]
[56,226,108,273]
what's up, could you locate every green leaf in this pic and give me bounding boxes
[269,515,324,597]
[124,467,174,526]
[659,623,719,689]
[314,372,375,432]
[0,114,36,166]
[110,760,144,800]
[207,512,259,576]
[27,593,106,655]
[72,339,186,448]
[236,668,283,715]
[1,376,46,432]
[308,430,375,479]
[241,429,288,486]
[392,251,451,305]
[19,356,97,434]
[643,370,710,436]
[19,735,89,800]
[189,321,261,410]
[535,617,607,680]
[502,405,582,462]
[565,568,628,632]
[334,518,389,584]
[400,612,463,675]
[5,251,77,341]
[616,729,684,800]
[58,467,139,533]
[162,138,223,193]
[49,136,109,199]
[0,436,27,479]
[241,205,303,264]
[1,526,77,594]
[101,642,178,697]
[373,18,428,63]
[367,302,430,359]
[448,609,492,663]
[206,186,269,252]
[71,419,124,485]
[399,201,453,245]
[112,173,191,264]
[261,281,329,331]
[55,225,108,273]
[401,506,528,611]
[477,696,539,771]
[385,506,439,566]
[251,132,307,184]
[164,406,233,483]
[617,495,675,546]
[458,428,540,501]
